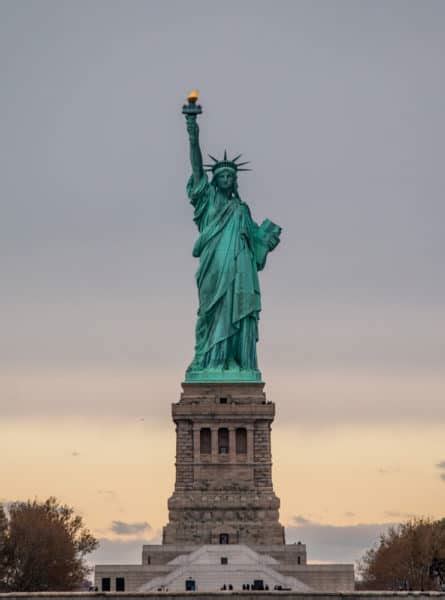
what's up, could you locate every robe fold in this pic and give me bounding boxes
[186,174,280,376]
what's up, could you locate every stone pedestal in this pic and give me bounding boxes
[95,381,355,592]
[162,382,285,546]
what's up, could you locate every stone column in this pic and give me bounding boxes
[246,424,254,463]
[229,427,236,461]
[211,425,218,462]
[193,424,200,462]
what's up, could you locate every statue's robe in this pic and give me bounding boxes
[187,174,280,374]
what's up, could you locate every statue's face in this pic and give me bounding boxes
[215,170,236,195]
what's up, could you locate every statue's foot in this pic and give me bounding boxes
[225,358,241,371]
[185,355,261,382]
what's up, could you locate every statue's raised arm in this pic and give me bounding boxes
[180,90,282,384]
[182,90,203,186]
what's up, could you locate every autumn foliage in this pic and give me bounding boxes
[0,497,98,591]
[358,517,445,591]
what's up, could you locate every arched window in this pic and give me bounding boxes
[200,428,211,454]
[218,428,229,454]
[236,428,247,454]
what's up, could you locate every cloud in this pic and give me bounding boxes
[111,520,151,536]
[377,466,400,475]
[97,489,118,499]
[344,512,355,517]
[286,516,396,563]
[90,531,162,566]
[97,490,124,512]
[90,538,147,566]
[71,451,80,457]
[435,462,445,481]
[293,515,311,525]
[384,510,414,518]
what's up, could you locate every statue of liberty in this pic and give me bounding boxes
[182,91,282,382]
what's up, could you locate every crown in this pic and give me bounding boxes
[204,151,251,174]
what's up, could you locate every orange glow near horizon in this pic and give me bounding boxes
[2,365,445,544]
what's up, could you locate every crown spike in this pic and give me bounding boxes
[204,151,251,174]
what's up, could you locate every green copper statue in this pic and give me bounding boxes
[182,91,282,382]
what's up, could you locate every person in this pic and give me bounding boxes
[185,113,281,381]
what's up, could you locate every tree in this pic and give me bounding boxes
[0,504,8,591]
[358,517,445,591]
[0,497,98,591]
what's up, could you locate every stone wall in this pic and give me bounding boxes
[2,592,445,599]
[174,421,194,491]
[253,421,272,490]
[96,550,352,593]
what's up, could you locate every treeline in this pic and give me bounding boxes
[358,517,445,591]
[1,497,444,592]
[0,497,97,592]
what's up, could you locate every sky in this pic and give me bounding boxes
[1,0,445,569]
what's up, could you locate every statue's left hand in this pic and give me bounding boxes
[257,219,282,251]
[268,233,280,250]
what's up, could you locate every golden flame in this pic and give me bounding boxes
[187,89,199,103]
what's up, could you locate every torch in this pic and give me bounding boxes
[182,89,202,117]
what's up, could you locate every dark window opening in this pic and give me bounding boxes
[219,397,227,404]
[115,577,125,592]
[219,533,229,544]
[297,555,301,564]
[252,580,265,591]
[185,579,196,591]
[101,578,111,592]
[200,428,211,454]
[218,428,229,454]
[236,427,247,454]
[146,555,151,564]
[221,556,228,564]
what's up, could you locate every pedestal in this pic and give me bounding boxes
[162,382,285,546]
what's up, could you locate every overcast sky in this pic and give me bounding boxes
[1,0,444,568]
